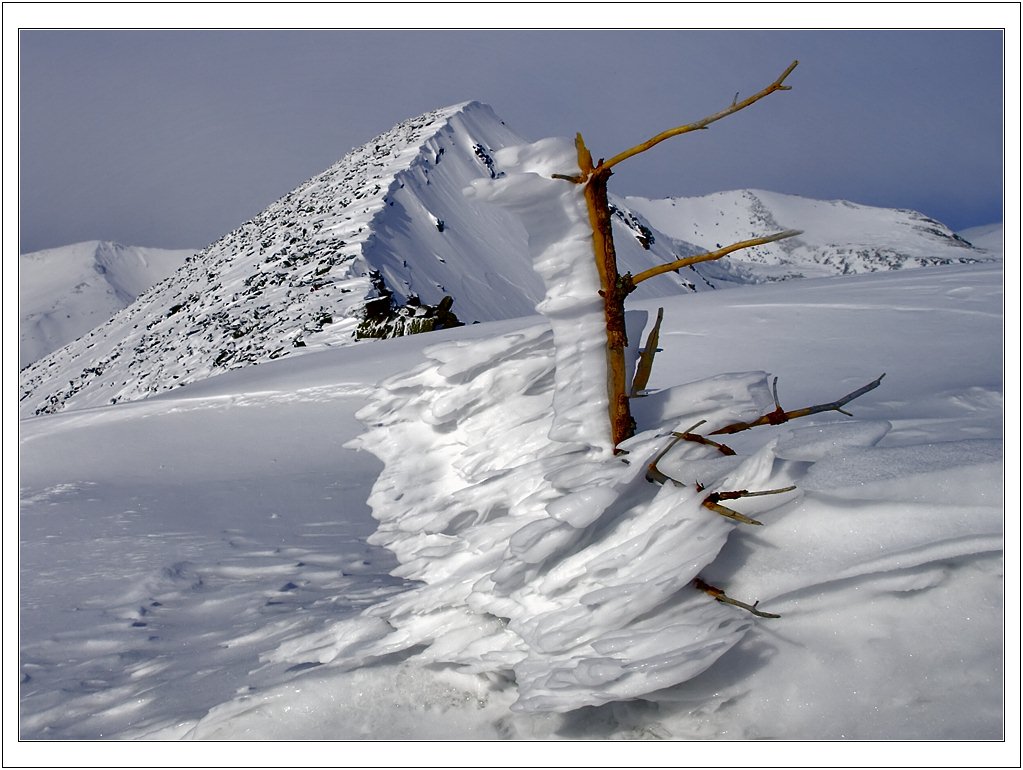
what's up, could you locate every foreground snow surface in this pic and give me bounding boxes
[17,263,1007,742]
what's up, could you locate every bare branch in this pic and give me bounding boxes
[702,499,763,526]
[709,486,797,501]
[631,307,664,396]
[645,429,791,526]
[645,429,690,485]
[693,577,780,618]
[711,373,887,436]
[598,60,798,173]
[626,229,802,290]
[678,429,736,456]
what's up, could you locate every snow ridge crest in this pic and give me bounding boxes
[17,102,537,416]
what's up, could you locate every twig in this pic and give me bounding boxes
[700,486,796,526]
[693,577,780,618]
[702,499,763,526]
[599,60,799,172]
[711,374,887,436]
[678,430,736,456]
[710,486,797,501]
[645,427,693,485]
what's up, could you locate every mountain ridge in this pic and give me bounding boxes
[19,102,993,418]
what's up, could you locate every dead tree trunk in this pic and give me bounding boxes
[557,60,801,449]
[574,139,636,445]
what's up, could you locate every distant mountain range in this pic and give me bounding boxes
[19,101,998,418]
[624,189,991,281]
[18,241,194,369]
[957,223,1004,256]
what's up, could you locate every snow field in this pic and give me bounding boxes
[16,261,1006,743]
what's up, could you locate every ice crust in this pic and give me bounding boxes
[466,137,613,454]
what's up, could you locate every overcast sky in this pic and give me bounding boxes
[17,28,1006,254]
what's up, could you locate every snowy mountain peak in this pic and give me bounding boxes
[20,102,993,418]
[17,103,737,418]
[18,102,531,416]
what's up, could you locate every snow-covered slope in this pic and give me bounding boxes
[18,241,193,368]
[17,102,720,419]
[625,189,993,281]
[960,222,1004,257]
[17,263,1005,743]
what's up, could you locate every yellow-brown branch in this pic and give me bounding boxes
[554,62,799,449]
[627,229,802,290]
[631,306,664,396]
[598,60,799,173]
[575,134,636,448]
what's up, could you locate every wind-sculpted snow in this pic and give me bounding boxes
[312,313,1002,714]
[305,324,765,711]
[18,263,1005,740]
[278,136,1006,717]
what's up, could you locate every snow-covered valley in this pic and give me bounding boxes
[18,261,1005,743]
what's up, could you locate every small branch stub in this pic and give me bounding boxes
[631,307,664,396]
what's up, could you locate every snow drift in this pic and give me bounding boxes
[18,263,1004,740]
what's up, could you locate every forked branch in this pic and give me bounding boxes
[711,373,886,436]
[693,577,780,618]
[549,60,800,449]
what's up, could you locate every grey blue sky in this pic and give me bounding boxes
[18,28,1006,254]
